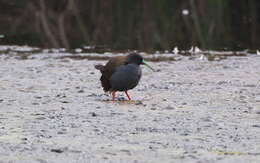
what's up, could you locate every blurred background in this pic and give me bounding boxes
[0,0,259,52]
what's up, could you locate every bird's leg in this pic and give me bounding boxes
[112,91,116,101]
[124,91,131,101]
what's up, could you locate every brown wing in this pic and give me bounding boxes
[95,56,127,92]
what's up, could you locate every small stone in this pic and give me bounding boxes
[223,66,230,69]
[35,117,46,120]
[60,101,69,103]
[36,159,48,163]
[252,125,260,128]
[70,150,82,153]
[135,101,143,105]
[239,95,246,99]
[87,93,96,97]
[180,133,189,136]
[56,94,66,98]
[150,84,157,88]
[51,149,64,153]
[188,155,197,159]
[165,105,175,110]
[90,112,97,117]
[217,81,227,85]
[248,152,260,156]
[244,84,256,87]
[120,149,131,155]
[78,89,84,93]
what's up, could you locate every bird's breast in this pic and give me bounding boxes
[109,64,142,91]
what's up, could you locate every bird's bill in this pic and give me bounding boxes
[142,60,155,72]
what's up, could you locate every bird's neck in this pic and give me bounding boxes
[125,62,139,66]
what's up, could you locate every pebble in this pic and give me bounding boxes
[51,149,64,153]
[164,105,175,110]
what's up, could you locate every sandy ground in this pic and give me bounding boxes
[0,51,260,163]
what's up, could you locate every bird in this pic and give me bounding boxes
[95,53,154,101]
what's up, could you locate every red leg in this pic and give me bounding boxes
[124,91,131,101]
[112,91,116,101]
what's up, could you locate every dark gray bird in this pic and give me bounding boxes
[95,53,154,101]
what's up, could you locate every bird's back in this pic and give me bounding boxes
[95,56,127,92]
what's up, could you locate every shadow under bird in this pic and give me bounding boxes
[95,53,154,101]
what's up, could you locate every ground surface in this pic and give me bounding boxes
[0,48,260,163]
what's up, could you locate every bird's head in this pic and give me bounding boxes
[126,53,155,71]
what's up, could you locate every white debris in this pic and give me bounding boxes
[199,54,205,60]
[189,46,194,53]
[182,9,189,15]
[0,45,38,52]
[51,49,60,53]
[257,50,260,56]
[194,47,201,53]
[42,49,50,53]
[83,46,95,49]
[75,48,82,53]
[139,52,147,56]
[59,48,66,52]
[104,52,113,55]
[173,47,179,55]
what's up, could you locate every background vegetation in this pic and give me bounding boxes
[0,0,259,51]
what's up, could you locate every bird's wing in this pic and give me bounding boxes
[100,56,127,92]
